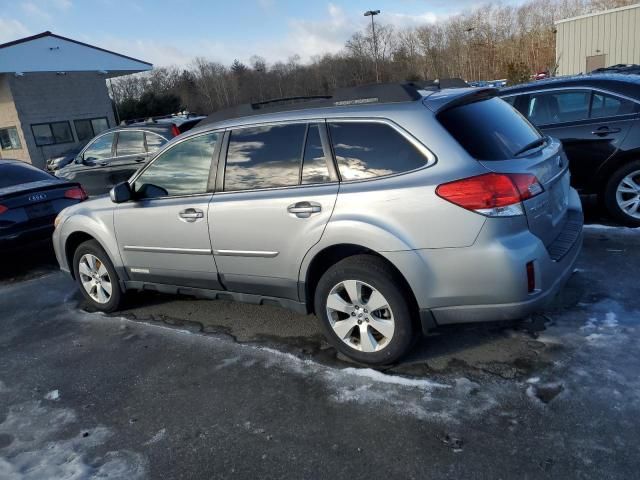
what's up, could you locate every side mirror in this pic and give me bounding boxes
[110,182,133,203]
[136,183,169,199]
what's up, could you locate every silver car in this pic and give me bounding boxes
[52,83,583,365]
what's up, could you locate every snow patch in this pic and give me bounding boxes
[143,428,166,445]
[0,401,146,480]
[338,367,449,389]
[526,377,540,384]
[584,224,639,232]
[44,389,60,401]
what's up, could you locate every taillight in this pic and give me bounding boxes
[436,173,543,217]
[171,124,180,137]
[0,205,7,215]
[65,186,88,201]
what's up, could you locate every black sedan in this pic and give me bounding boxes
[500,74,640,226]
[0,159,87,252]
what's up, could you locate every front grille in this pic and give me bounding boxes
[546,209,583,261]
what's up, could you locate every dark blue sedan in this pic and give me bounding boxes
[0,159,87,252]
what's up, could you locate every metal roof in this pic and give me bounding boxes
[0,31,152,76]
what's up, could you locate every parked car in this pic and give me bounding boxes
[501,74,640,226]
[52,82,583,365]
[0,159,86,252]
[55,118,201,196]
[46,145,84,172]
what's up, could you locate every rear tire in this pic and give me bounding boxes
[314,255,417,365]
[603,161,640,227]
[72,240,123,312]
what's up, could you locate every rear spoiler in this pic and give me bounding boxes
[423,87,499,114]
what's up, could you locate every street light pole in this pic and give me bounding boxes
[364,9,381,83]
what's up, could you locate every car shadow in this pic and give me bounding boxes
[0,241,59,284]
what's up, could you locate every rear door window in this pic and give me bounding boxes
[301,124,331,184]
[328,122,428,181]
[145,132,167,152]
[116,131,146,156]
[526,90,590,125]
[437,97,542,160]
[591,92,638,118]
[224,123,306,191]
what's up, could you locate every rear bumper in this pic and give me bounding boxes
[385,191,584,328]
[0,224,55,251]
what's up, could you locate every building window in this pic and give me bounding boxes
[74,117,109,142]
[31,121,74,146]
[0,126,22,150]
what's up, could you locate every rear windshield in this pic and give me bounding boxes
[0,163,52,188]
[438,97,542,160]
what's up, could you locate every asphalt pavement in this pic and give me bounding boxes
[1,224,639,479]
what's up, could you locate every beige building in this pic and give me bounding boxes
[555,3,640,76]
[0,31,151,168]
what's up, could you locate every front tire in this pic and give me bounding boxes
[603,161,640,227]
[72,240,123,312]
[314,255,417,365]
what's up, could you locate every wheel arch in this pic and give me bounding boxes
[301,243,421,321]
[64,229,123,289]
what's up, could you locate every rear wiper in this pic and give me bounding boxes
[513,137,546,157]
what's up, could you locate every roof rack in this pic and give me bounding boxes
[200,79,468,126]
[591,64,640,75]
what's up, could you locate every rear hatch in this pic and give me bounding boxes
[433,93,572,247]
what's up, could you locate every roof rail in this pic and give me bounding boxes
[200,79,468,126]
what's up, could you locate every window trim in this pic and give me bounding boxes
[73,117,110,142]
[31,121,75,147]
[0,126,22,150]
[326,117,437,184]
[127,129,223,201]
[501,86,640,124]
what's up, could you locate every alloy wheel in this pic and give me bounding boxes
[78,253,113,304]
[616,170,640,220]
[325,279,395,353]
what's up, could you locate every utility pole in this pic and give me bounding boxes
[364,10,381,83]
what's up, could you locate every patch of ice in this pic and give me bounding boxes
[44,390,60,401]
[143,428,166,446]
[526,377,540,384]
[585,333,606,342]
[0,401,146,480]
[581,317,598,331]
[338,367,449,389]
[584,224,639,231]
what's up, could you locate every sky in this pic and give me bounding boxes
[0,0,527,68]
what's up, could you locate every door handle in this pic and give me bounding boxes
[134,156,146,162]
[287,201,321,218]
[592,127,621,136]
[99,161,108,166]
[179,208,204,222]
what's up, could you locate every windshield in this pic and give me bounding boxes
[438,97,542,161]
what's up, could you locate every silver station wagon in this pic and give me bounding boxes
[53,82,583,364]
